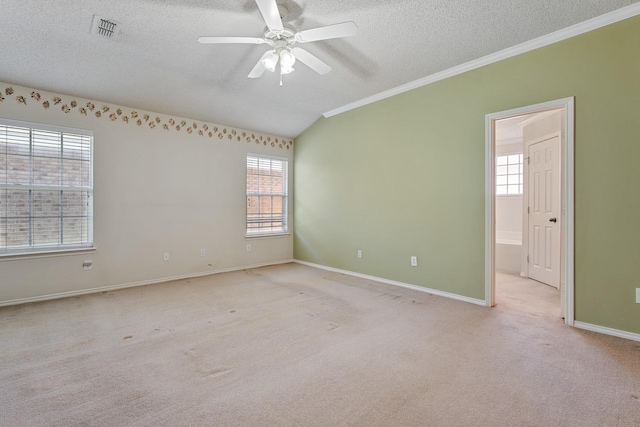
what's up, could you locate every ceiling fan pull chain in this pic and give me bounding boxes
[280,69,283,87]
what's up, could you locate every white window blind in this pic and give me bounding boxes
[496,153,523,195]
[246,154,288,235]
[0,119,93,254]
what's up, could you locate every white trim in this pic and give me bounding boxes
[484,116,495,307]
[485,97,575,324]
[323,4,640,118]
[294,259,486,306]
[0,246,97,261]
[247,152,288,162]
[0,117,93,136]
[574,321,640,343]
[496,194,524,198]
[245,233,291,239]
[0,259,294,307]
[564,99,575,326]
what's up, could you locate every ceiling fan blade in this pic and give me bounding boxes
[255,0,284,32]
[248,51,271,78]
[295,21,358,43]
[291,48,331,75]
[198,36,265,44]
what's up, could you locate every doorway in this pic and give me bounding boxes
[485,98,575,325]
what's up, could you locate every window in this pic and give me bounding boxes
[496,153,523,195]
[246,154,288,235]
[0,119,93,254]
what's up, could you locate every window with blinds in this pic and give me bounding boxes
[246,154,288,235]
[0,119,93,254]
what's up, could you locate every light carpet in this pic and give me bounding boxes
[1,264,639,426]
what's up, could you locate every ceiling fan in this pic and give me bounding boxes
[198,0,358,85]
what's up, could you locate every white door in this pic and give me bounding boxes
[527,135,560,288]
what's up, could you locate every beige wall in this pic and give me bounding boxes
[523,110,563,143]
[0,82,293,304]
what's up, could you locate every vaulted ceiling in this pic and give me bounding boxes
[1,0,638,138]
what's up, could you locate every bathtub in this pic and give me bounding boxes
[495,231,523,275]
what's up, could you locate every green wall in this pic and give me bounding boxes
[294,16,640,334]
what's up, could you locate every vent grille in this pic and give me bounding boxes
[90,15,121,39]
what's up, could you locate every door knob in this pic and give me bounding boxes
[549,217,557,223]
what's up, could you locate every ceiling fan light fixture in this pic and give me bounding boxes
[281,65,294,75]
[262,50,279,72]
[279,49,296,68]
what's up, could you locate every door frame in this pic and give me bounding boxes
[484,97,575,325]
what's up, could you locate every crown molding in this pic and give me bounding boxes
[323,3,640,118]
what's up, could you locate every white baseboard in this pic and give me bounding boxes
[294,261,640,342]
[294,259,486,306]
[0,259,294,307]
[574,321,640,343]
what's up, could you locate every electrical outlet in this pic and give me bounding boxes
[163,252,169,261]
[246,244,252,252]
[200,249,206,257]
[357,250,362,258]
[636,288,640,304]
[410,256,418,267]
[83,260,93,271]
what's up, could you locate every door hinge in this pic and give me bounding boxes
[527,206,530,214]
[527,255,530,263]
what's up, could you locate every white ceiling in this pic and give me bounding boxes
[1,0,638,138]
[495,113,536,145]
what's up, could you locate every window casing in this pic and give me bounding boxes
[246,154,288,235]
[0,119,93,254]
[496,153,523,195]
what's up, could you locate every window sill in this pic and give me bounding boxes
[0,246,97,262]
[245,233,291,240]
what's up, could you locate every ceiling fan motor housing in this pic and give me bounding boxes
[263,26,297,45]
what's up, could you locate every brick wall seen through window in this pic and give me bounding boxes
[246,154,287,235]
[0,119,93,253]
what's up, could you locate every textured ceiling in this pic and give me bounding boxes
[0,0,638,138]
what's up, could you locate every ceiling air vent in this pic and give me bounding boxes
[90,15,121,39]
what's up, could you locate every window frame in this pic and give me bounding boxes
[0,118,94,257]
[245,153,289,237]
[496,152,524,196]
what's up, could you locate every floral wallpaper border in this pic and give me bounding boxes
[0,86,293,150]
